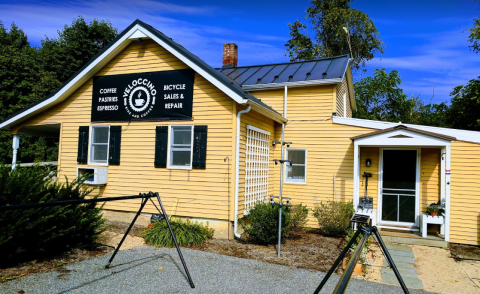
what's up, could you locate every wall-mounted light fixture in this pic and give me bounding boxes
[366,158,371,167]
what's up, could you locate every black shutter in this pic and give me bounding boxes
[192,125,207,169]
[77,126,89,164]
[154,126,168,168]
[108,126,122,165]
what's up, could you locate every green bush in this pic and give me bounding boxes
[0,164,105,266]
[312,201,355,236]
[144,218,214,247]
[240,202,291,245]
[289,203,309,231]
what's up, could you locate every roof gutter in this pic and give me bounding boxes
[242,78,342,91]
[246,100,287,123]
[234,105,251,238]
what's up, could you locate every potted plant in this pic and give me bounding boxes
[427,205,439,216]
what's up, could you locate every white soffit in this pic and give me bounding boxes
[128,29,148,39]
[334,117,480,144]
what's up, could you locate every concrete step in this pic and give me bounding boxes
[382,272,424,289]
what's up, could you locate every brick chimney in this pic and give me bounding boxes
[222,43,238,69]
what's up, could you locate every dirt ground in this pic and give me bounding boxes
[2,221,480,294]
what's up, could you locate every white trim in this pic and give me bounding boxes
[242,78,342,91]
[376,225,419,232]
[284,148,307,184]
[343,92,347,117]
[333,116,480,144]
[355,129,451,147]
[146,32,246,105]
[353,144,360,207]
[89,125,110,166]
[0,23,260,131]
[445,145,451,241]
[234,106,252,238]
[378,148,420,226]
[246,125,270,135]
[167,125,194,170]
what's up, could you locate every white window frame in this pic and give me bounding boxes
[167,125,194,169]
[89,125,110,165]
[343,92,347,117]
[284,148,307,184]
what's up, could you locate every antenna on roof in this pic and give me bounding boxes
[343,27,354,60]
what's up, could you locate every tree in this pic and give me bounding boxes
[0,17,118,164]
[285,0,384,72]
[468,17,480,53]
[446,77,480,131]
[353,68,415,122]
[39,16,118,84]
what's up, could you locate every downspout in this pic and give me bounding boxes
[234,105,251,238]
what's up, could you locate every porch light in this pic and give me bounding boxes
[366,158,371,167]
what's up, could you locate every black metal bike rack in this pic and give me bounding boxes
[313,225,409,294]
[0,191,195,289]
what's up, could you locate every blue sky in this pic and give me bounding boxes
[1,0,479,104]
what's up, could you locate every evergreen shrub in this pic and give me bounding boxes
[144,218,214,247]
[289,203,309,231]
[240,202,291,245]
[312,201,355,236]
[0,164,105,265]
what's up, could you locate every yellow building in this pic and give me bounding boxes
[1,20,479,246]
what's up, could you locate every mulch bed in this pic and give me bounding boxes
[197,229,347,272]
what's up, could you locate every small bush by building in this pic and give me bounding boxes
[289,203,309,231]
[240,202,291,245]
[0,164,105,266]
[312,201,355,236]
[144,218,214,247]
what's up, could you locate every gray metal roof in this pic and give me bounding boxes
[216,55,350,87]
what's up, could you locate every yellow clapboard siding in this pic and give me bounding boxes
[11,39,238,221]
[359,147,379,208]
[420,148,440,210]
[450,140,480,245]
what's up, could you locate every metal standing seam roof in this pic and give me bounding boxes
[216,55,350,87]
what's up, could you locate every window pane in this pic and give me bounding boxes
[287,165,305,180]
[172,150,191,166]
[288,150,305,164]
[93,127,109,143]
[93,145,108,161]
[173,127,191,144]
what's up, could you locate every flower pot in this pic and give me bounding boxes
[342,258,364,274]
[429,211,438,216]
[353,262,364,274]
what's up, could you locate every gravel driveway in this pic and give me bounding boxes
[0,246,434,294]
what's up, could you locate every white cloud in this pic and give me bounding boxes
[0,0,286,67]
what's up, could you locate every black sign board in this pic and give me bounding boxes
[91,69,194,122]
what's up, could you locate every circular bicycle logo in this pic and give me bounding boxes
[123,78,157,118]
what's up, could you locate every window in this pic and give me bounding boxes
[285,149,306,183]
[90,126,109,164]
[168,125,193,168]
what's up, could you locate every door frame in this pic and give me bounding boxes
[378,147,421,227]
